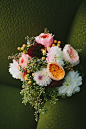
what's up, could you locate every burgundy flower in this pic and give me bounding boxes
[27,43,44,58]
[48,79,64,88]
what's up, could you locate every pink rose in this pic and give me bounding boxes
[63,44,79,66]
[35,33,54,47]
[19,53,31,68]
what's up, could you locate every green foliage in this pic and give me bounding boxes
[25,36,36,46]
[47,88,59,105]
[42,106,48,114]
[20,81,47,121]
[20,80,62,121]
[27,57,47,72]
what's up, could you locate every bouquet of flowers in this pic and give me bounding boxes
[8,28,84,121]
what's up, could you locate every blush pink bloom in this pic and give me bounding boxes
[35,33,54,47]
[19,53,31,68]
[63,44,79,66]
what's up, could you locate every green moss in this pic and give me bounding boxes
[67,0,86,73]
[37,86,86,129]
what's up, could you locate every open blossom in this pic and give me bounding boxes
[46,46,64,66]
[58,70,82,97]
[27,43,44,58]
[47,62,65,81]
[35,33,54,47]
[19,53,31,68]
[9,59,24,81]
[33,68,52,86]
[63,44,79,66]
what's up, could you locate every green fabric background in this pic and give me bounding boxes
[67,0,86,73]
[1,0,83,87]
[0,83,37,129]
[1,0,86,129]
[37,86,86,129]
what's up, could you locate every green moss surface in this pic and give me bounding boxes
[67,0,86,73]
[0,83,37,129]
[0,0,83,86]
[37,83,86,129]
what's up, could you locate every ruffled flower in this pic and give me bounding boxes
[58,70,82,97]
[33,68,52,86]
[47,62,65,81]
[9,59,24,81]
[19,53,31,68]
[63,44,79,66]
[46,46,64,66]
[35,33,54,47]
[27,43,44,58]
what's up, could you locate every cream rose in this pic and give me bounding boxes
[63,44,79,66]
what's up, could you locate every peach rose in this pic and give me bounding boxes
[63,44,79,66]
[47,62,65,81]
[35,33,54,47]
[19,53,31,68]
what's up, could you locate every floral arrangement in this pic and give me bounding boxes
[8,28,84,121]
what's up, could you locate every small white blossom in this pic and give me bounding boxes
[33,68,52,86]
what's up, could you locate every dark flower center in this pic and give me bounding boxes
[38,75,43,80]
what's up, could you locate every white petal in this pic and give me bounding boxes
[58,70,82,97]
[9,59,24,81]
